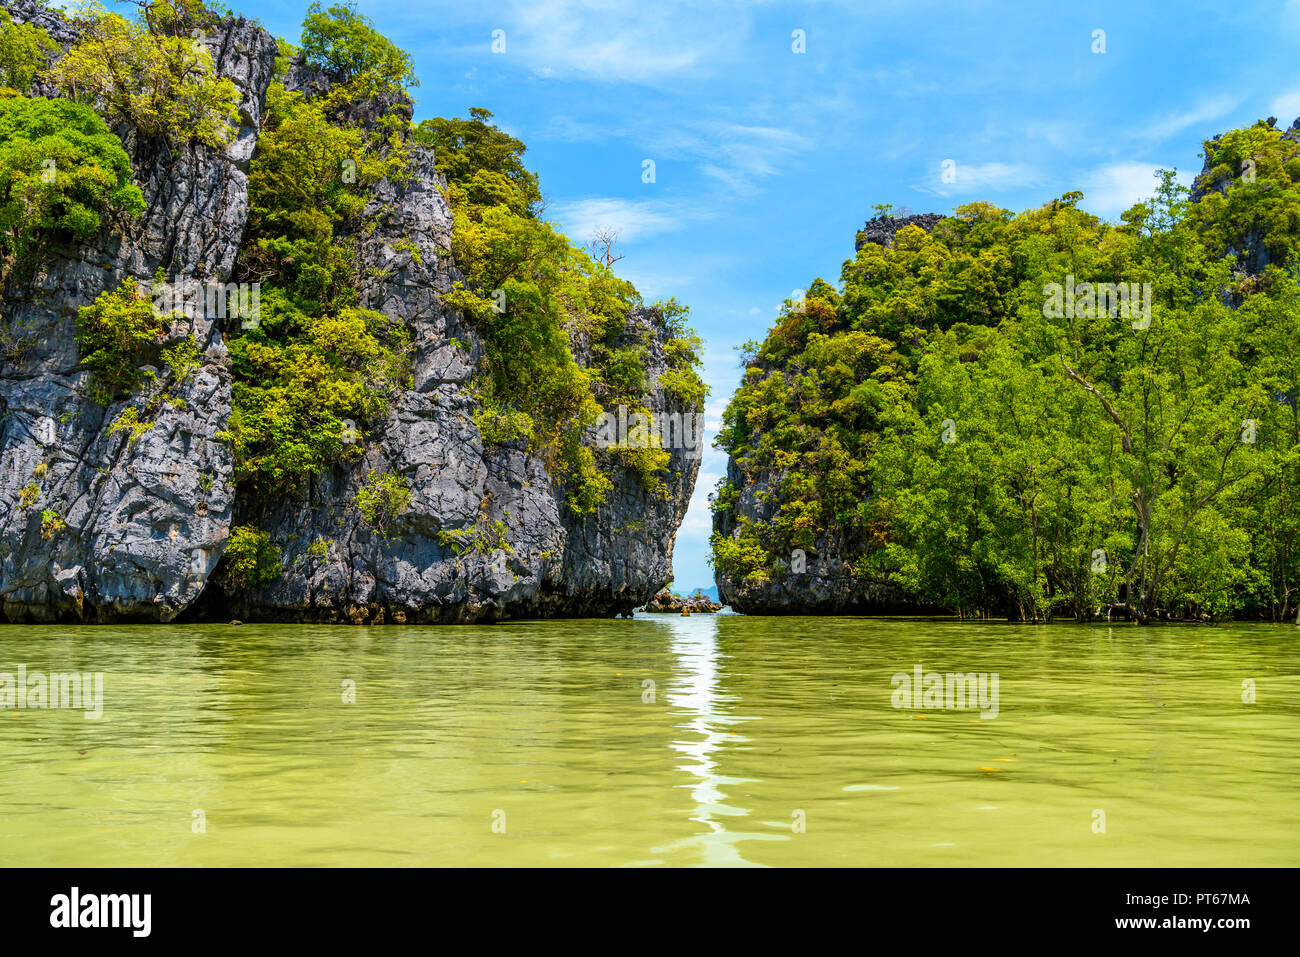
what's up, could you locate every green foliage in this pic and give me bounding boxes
[0,9,56,91]
[415,109,540,215]
[656,299,708,407]
[18,482,39,509]
[221,293,411,494]
[715,123,1300,623]
[436,517,509,556]
[161,335,202,382]
[39,508,66,539]
[709,530,772,586]
[299,2,416,98]
[47,0,241,149]
[224,76,412,496]
[106,405,153,444]
[241,82,396,309]
[353,469,410,527]
[75,277,166,403]
[222,525,282,591]
[274,36,298,81]
[426,108,703,512]
[0,95,144,285]
[472,398,532,445]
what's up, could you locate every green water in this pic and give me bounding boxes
[0,614,1296,867]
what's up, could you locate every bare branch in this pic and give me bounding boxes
[586,227,625,269]
[1060,357,1133,453]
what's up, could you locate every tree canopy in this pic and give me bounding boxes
[714,123,1300,623]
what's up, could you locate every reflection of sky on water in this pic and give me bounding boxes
[646,613,786,866]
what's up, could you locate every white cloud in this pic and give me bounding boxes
[496,0,750,84]
[677,473,722,536]
[549,198,689,244]
[1141,95,1242,142]
[1269,89,1300,124]
[1079,162,1193,219]
[542,117,813,199]
[918,161,1043,198]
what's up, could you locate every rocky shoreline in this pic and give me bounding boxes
[641,590,723,614]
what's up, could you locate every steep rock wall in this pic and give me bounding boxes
[0,0,277,622]
[0,3,698,624]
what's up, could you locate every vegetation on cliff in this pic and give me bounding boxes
[415,108,706,513]
[223,2,704,519]
[714,122,1300,623]
[0,93,145,287]
[0,0,704,611]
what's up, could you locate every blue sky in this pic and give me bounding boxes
[244,0,1300,590]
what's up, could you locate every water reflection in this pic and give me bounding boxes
[1,617,1295,866]
[650,613,784,866]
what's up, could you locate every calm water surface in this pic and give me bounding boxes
[1,614,1296,866]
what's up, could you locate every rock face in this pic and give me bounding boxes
[0,2,698,623]
[854,212,944,252]
[714,211,946,616]
[642,590,722,614]
[0,0,276,622]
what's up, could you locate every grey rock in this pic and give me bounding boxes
[0,7,697,624]
[855,212,945,252]
[213,73,698,620]
[0,3,277,621]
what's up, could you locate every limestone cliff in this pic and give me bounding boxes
[0,1,698,623]
[712,212,944,616]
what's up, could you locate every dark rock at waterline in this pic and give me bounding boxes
[712,437,947,617]
[642,590,722,614]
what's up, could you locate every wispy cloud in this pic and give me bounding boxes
[549,198,692,244]
[1079,162,1193,219]
[489,0,752,84]
[1141,95,1242,142]
[543,116,813,198]
[1269,89,1300,124]
[917,161,1044,198]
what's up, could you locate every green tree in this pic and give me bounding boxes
[74,276,165,403]
[46,0,240,149]
[715,124,1300,622]
[299,2,417,101]
[0,9,56,92]
[0,95,145,286]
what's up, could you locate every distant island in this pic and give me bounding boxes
[712,120,1300,625]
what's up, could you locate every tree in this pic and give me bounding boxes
[414,109,541,216]
[715,126,1300,622]
[586,227,624,269]
[45,0,240,149]
[299,2,417,96]
[0,9,56,92]
[0,95,144,286]
[75,277,166,403]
